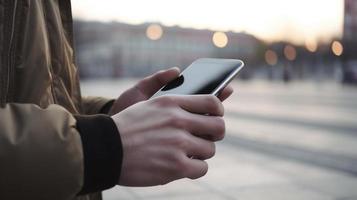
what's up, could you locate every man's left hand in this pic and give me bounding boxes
[108,67,234,115]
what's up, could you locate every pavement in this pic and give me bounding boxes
[81,79,357,200]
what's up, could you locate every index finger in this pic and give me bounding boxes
[135,67,180,97]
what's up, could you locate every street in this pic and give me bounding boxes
[81,79,357,200]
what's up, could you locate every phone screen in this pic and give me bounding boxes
[151,58,244,98]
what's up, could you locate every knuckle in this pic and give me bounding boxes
[172,154,187,174]
[165,111,178,126]
[165,111,187,130]
[136,79,145,87]
[153,96,176,107]
[172,113,188,129]
[154,71,166,85]
[136,78,149,88]
[173,132,191,150]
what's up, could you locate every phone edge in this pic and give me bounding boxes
[211,61,245,96]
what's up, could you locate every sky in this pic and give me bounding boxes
[72,0,344,44]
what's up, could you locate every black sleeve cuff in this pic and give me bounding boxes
[74,114,123,195]
[99,100,115,114]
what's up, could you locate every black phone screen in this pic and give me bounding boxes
[151,58,244,98]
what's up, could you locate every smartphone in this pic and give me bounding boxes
[151,58,244,98]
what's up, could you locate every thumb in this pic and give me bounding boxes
[135,67,181,97]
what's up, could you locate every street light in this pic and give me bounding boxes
[265,50,278,66]
[305,39,318,53]
[212,32,228,48]
[284,45,297,61]
[146,24,163,41]
[331,41,343,56]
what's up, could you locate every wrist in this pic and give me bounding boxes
[74,114,123,194]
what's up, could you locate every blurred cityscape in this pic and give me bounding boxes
[74,0,357,84]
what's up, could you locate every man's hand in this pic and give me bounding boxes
[108,67,234,115]
[111,95,225,186]
[108,67,180,115]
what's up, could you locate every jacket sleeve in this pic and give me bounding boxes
[0,103,122,199]
[0,103,83,199]
[81,96,115,115]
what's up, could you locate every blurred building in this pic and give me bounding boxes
[342,0,357,84]
[344,0,357,41]
[74,20,348,82]
[74,21,261,78]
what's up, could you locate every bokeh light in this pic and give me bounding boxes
[146,24,163,40]
[331,41,343,56]
[284,45,297,61]
[265,50,278,66]
[212,32,228,48]
[305,39,318,52]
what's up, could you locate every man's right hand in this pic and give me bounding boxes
[111,95,225,186]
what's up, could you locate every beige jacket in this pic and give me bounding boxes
[0,0,112,199]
